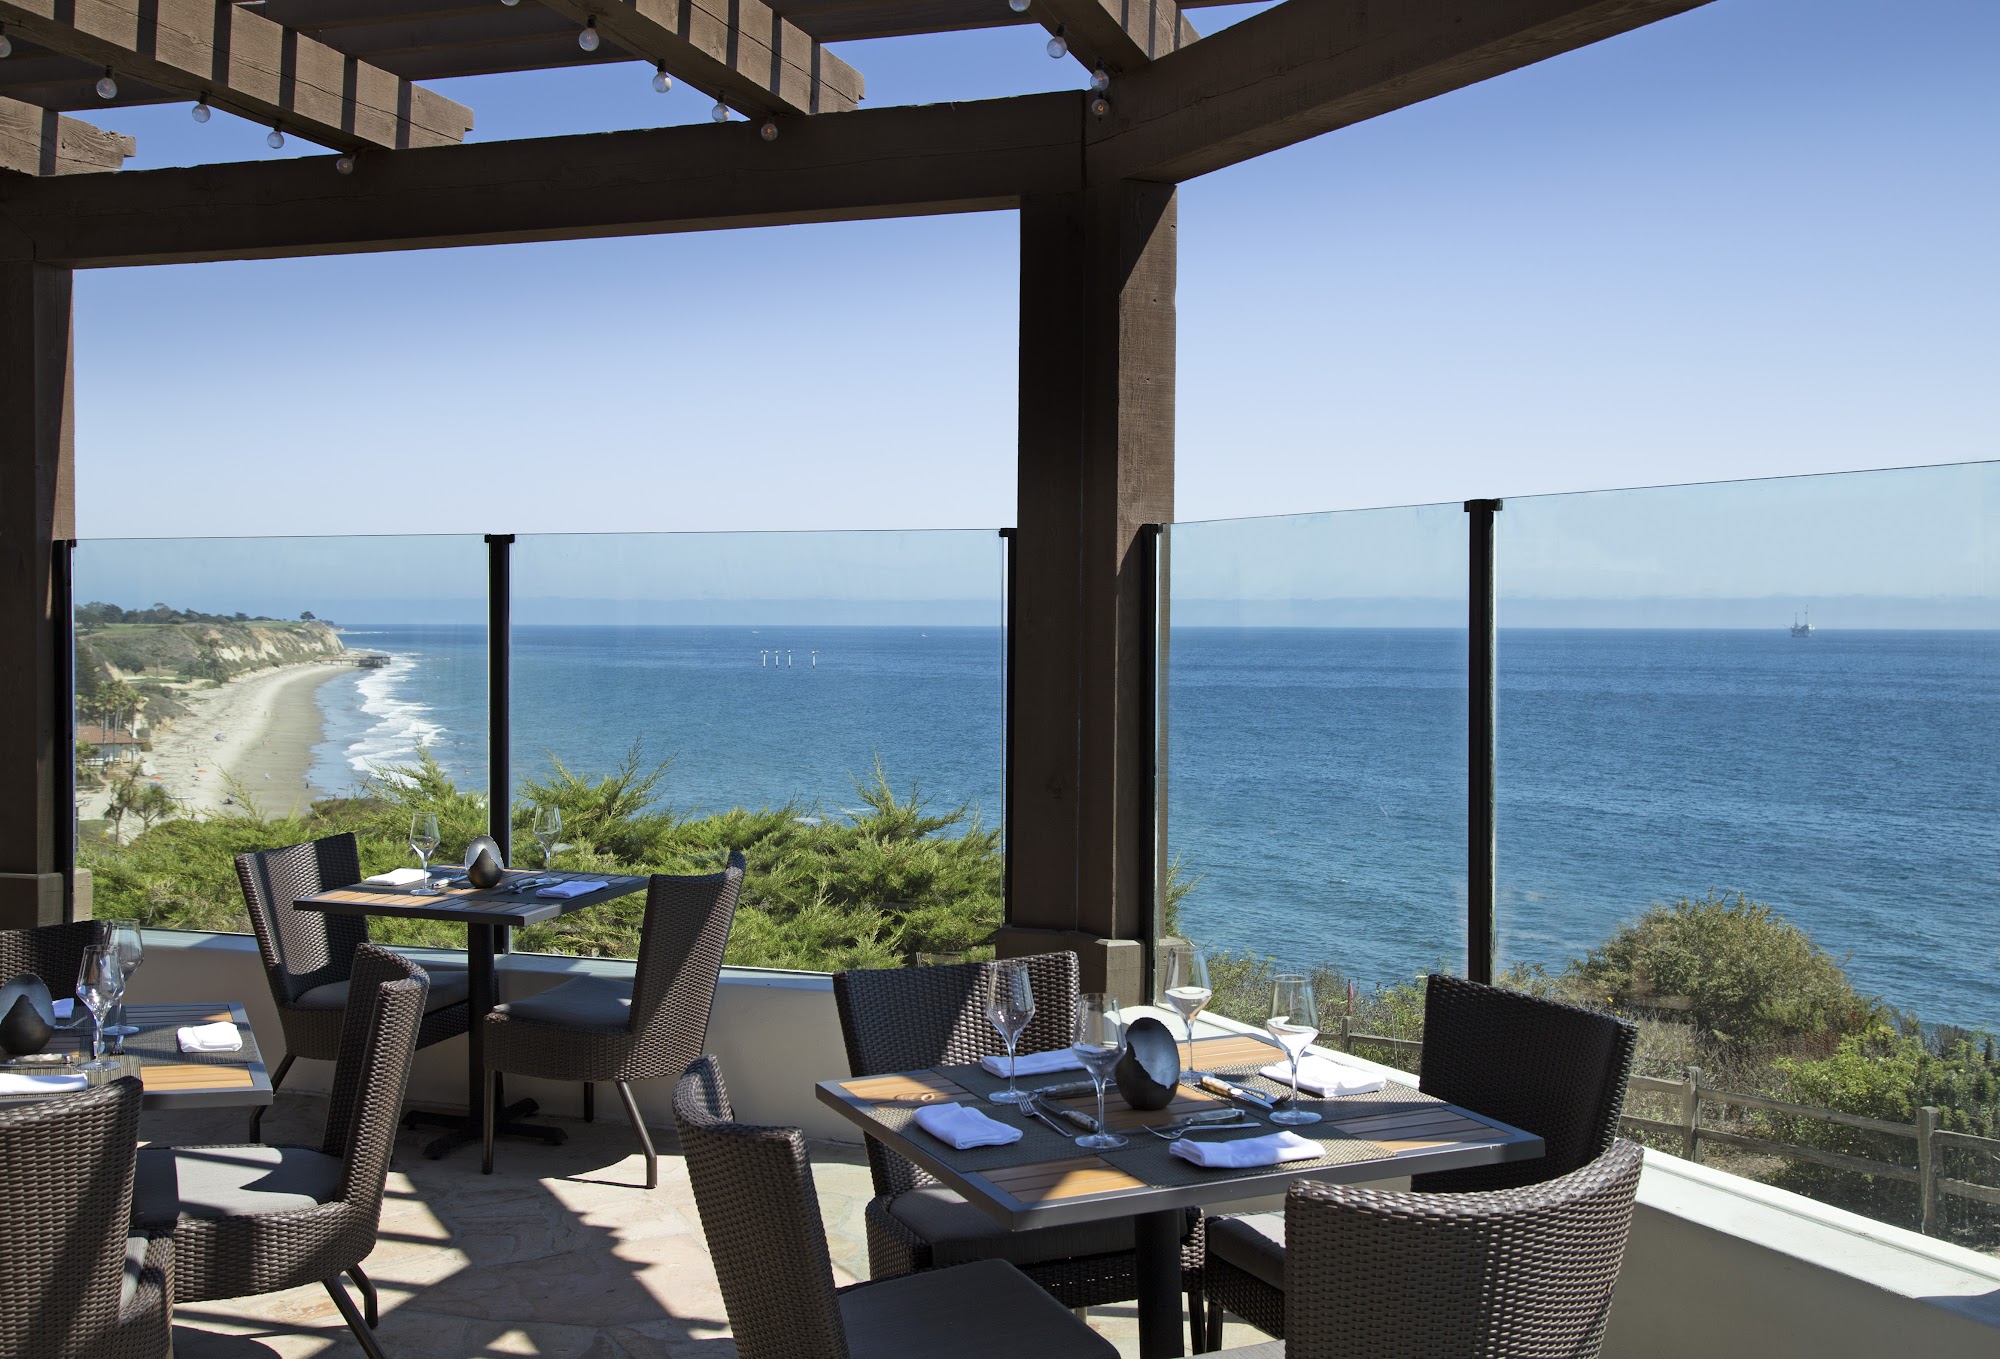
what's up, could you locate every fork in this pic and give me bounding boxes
[1143,1119,1262,1141]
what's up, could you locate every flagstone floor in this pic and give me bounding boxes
[147,1093,1271,1357]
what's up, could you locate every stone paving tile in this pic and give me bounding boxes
[155,1092,1271,1358]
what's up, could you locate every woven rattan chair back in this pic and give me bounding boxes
[672,1055,851,1359]
[0,919,103,1000]
[833,950,1079,1196]
[0,1076,149,1358]
[320,943,428,1220]
[1284,1137,1645,1358]
[234,832,370,1006]
[1413,973,1638,1193]
[626,850,746,1075]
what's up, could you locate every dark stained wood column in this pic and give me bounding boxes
[0,261,76,927]
[1000,181,1175,999]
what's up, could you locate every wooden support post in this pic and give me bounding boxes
[1680,1065,1703,1162]
[1917,1105,1939,1234]
[0,260,75,928]
[1000,180,1175,1003]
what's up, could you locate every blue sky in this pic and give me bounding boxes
[73,0,1997,589]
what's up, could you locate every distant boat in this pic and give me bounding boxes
[1791,611,1814,638]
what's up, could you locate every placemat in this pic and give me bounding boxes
[1207,1066,1443,1124]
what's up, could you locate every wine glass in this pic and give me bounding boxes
[1266,975,1323,1126]
[409,812,442,895]
[75,946,124,1071]
[1161,943,1212,1085]
[1070,993,1129,1150]
[984,959,1036,1105]
[531,805,562,869]
[98,920,144,1040]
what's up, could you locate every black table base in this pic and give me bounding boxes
[1133,1208,1189,1358]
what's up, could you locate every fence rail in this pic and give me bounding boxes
[1338,1030,2000,1236]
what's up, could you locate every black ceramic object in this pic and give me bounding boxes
[463,835,505,889]
[0,974,57,1056]
[1114,1015,1182,1110]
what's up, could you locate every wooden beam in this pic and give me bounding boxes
[1035,0,1198,75]
[1086,0,1717,182]
[536,0,865,118]
[0,93,1083,268]
[0,0,473,151]
[0,97,132,174]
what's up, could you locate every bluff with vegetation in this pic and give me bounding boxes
[77,608,346,688]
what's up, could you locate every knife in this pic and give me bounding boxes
[1033,1096,1100,1134]
[1028,1080,1096,1100]
[1199,1075,1280,1110]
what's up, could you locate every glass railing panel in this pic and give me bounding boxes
[508,529,1008,970]
[72,534,489,938]
[1495,462,1999,1244]
[1164,503,1469,1063]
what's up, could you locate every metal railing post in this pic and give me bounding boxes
[1464,499,1502,985]
[486,535,514,861]
[998,527,1015,924]
[53,539,76,917]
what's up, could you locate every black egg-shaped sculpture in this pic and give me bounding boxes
[0,973,57,1056]
[463,835,506,889]
[1114,1015,1182,1110]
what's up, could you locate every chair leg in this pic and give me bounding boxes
[481,1067,498,1176]
[346,1264,378,1328]
[583,1081,595,1122]
[324,1275,389,1359]
[249,1052,295,1143]
[1187,1286,1208,1353]
[1204,1297,1225,1351]
[613,1079,657,1190]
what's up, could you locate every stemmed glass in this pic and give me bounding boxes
[75,946,124,1072]
[531,805,562,869]
[1070,993,1129,1150]
[1266,975,1323,1126]
[98,920,144,1042]
[1161,943,1212,1085]
[409,812,442,895]
[983,959,1036,1105]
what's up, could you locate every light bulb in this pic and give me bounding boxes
[191,100,211,123]
[578,18,599,51]
[335,154,355,175]
[652,65,671,93]
[0,32,12,60]
[1090,67,1110,92]
[710,99,729,123]
[96,70,118,99]
[1046,30,1067,58]
[267,127,285,149]
[1008,0,1029,10]
[501,0,519,5]
[759,119,778,141]
[1090,95,1110,117]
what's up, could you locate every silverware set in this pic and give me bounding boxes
[1018,1094,1261,1140]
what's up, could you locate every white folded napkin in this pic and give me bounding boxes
[537,880,608,899]
[0,1072,88,1096]
[912,1101,1025,1150]
[177,1022,243,1053]
[1168,1129,1323,1169]
[363,868,429,887]
[1259,1054,1387,1098]
[979,1049,1084,1078]
[51,998,72,1021]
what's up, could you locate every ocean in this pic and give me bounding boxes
[308,624,1998,1031]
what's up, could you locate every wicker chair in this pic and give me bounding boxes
[480,851,746,1187]
[134,944,429,1359]
[671,1053,1123,1359]
[0,918,104,997]
[832,952,1211,1345]
[1201,973,1640,1345]
[0,1077,172,1359]
[235,831,471,1141]
[1280,1138,1644,1357]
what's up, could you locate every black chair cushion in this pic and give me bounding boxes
[1207,1211,1286,1289]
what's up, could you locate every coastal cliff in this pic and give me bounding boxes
[78,616,347,686]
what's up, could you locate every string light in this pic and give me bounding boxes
[191,99,211,123]
[1090,68,1110,92]
[1046,25,1067,58]
[501,0,520,6]
[335,154,356,175]
[759,119,778,141]
[0,25,12,60]
[652,63,672,93]
[578,16,599,51]
[710,98,729,123]
[96,68,118,99]
[1008,0,1029,11]
[267,126,285,149]
[1090,95,1110,117]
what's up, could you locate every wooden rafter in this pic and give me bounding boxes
[1086,0,1718,182]
[1034,0,1198,76]
[0,0,473,151]
[0,97,132,174]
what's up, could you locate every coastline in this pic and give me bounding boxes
[81,660,353,821]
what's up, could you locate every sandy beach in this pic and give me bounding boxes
[81,661,353,822]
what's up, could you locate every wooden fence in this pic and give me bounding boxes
[1334,1024,2000,1236]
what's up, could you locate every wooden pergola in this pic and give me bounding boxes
[0,0,1712,991]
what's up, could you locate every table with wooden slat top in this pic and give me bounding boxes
[297,867,648,1159]
[818,1031,1544,1359]
[1,1002,271,1110]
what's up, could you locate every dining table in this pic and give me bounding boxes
[0,1001,272,1110]
[818,1030,1545,1359]
[295,866,647,1159]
